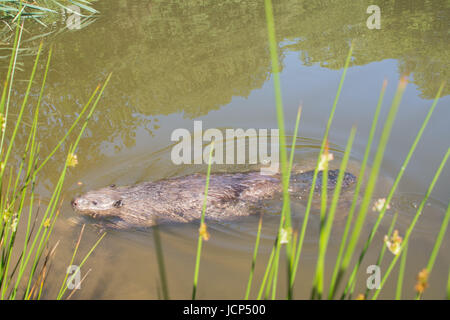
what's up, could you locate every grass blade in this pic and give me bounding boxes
[312,127,356,299]
[245,215,263,300]
[192,141,214,300]
[372,148,450,299]
[415,201,450,299]
[328,79,387,299]
[291,41,354,293]
[341,81,444,298]
[396,242,408,300]
[153,225,170,300]
[337,77,407,299]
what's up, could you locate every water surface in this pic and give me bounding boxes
[3,0,450,299]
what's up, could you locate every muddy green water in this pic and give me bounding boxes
[2,0,450,299]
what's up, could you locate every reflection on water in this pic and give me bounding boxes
[2,0,450,299]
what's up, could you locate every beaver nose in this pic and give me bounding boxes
[71,199,78,207]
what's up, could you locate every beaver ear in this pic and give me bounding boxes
[113,200,123,208]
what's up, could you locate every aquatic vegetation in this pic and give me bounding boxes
[263,0,448,300]
[186,0,449,300]
[192,142,214,300]
[0,12,109,299]
[1,0,98,62]
[2,0,447,301]
[0,0,97,24]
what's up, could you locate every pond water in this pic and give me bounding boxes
[2,0,449,299]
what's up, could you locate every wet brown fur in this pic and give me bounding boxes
[72,169,356,229]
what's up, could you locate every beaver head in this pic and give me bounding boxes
[71,184,124,218]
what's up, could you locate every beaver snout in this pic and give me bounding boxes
[71,197,81,210]
[71,198,78,208]
[71,196,91,211]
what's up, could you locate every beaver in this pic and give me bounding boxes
[71,169,356,229]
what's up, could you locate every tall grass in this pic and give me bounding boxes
[183,0,449,301]
[0,14,110,299]
[312,126,356,299]
[327,79,387,299]
[191,141,215,300]
[1,0,98,62]
[264,0,448,300]
[0,0,97,22]
[290,39,354,299]
[372,149,449,300]
[153,225,170,300]
[226,0,449,300]
[418,201,450,299]
[339,82,446,299]
[184,0,450,299]
[245,215,263,300]
[263,0,292,301]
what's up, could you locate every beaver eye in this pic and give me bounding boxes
[92,201,98,205]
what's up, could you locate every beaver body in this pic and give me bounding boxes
[71,169,356,229]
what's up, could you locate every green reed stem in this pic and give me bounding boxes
[0,41,43,299]
[0,11,22,116]
[0,17,23,163]
[415,201,450,300]
[285,106,302,299]
[57,232,106,300]
[1,40,42,181]
[270,245,280,300]
[2,49,51,295]
[336,77,407,299]
[257,244,275,300]
[372,148,450,300]
[312,127,356,299]
[312,146,328,300]
[341,81,444,299]
[361,212,398,299]
[153,225,170,300]
[264,255,276,299]
[328,79,387,299]
[245,216,263,300]
[0,14,110,298]
[56,224,85,299]
[290,41,354,293]
[264,0,298,300]
[192,141,214,300]
[35,85,100,174]
[424,199,450,277]
[8,68,111,298]
[396,242,408,300]
[5,73,107,215]
[447,267,450,300]
[18,46,52,281]
[263,107,302,300]
[11,152,68,299]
